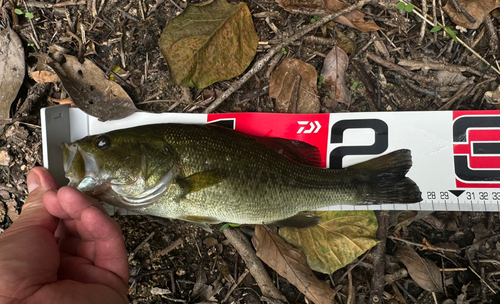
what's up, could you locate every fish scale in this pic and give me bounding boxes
[62,124,422,230]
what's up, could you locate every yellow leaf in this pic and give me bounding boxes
[279,211,379,274]
[159,0,259,89]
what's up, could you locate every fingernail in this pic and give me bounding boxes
[27,173,40,193]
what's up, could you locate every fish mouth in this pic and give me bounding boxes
[62,142,109,195]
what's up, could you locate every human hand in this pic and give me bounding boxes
[0,167,129,304]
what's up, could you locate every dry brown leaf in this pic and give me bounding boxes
[443,0,500,29]
[30,70,59,83]
[0,28,25,120]
[253,225,336,304]
[269,58,320,113]
[395,245,443,293]
[321,46,350,108]
[276,0,380,32]
[45,54,138,121]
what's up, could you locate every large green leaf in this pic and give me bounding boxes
[279,211,379,274]
[159,0,259,89]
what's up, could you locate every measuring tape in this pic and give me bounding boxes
[42,106,500,212]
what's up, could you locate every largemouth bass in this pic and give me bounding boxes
[62,124,422,230]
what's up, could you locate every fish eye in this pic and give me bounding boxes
[94,135,111,150]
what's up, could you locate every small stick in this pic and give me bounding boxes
[399,0,500,75]
[469,266,497,294]
[438,76,475,110]
[448,0,476,23]
[432,0,437,42]
[418,0,427,45]
[160,238,183,256]
[388,235,462,253]
[292,74,301,113]
[222,269,250,303]
[370,211,389,304]
[203,0,373,113]
[222,228,287,302]
[366,52,439,86]
[129,231,155,262]
[25,0,86,8]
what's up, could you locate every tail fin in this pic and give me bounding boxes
[348,149,422,204]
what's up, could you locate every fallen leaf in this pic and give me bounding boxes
[436,70,467,86]
[30,70,59,83]
[254,225,337,304]
[46,54,137,121]
[321,46,350,108]
[276,0,380,32]
[269,58,320,113]
[0,150,11,166]
[279,211,379,274]
[0,28,25,120]
[485,85,500,104]
[159,0,259,89]
[443,0,500,29]
[395,245,444,293]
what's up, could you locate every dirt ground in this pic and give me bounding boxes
[2,0,500,303]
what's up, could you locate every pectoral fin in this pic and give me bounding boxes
[177,170,226,196]
[180,215,221,233]
[268,212,322,228]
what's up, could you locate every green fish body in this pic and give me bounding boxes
[62,124,422,230]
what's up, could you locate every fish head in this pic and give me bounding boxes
[62,130,179,198]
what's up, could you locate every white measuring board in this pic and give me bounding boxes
[41,105,500,213]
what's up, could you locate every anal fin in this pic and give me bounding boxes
[268,212,321,228]
[180,215,221,233]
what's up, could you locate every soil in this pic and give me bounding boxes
[1,0,500,303]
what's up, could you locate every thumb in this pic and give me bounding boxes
[5,167,59,235]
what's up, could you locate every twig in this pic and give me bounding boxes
[222,269,250,303]
[395,281,419,304]
[203,0,373,113]
[418,0,427,45]
[128,231,155,262]
[438,76,475,110]
[399,0,500,76]
[398,59,483,76]
[160,238,183,256]
[222,228,287,302]
[432,0,437,42]
[469,266,497,294]
[370,211,389,304]
[292,74,301,113]
[25,0,86,8]
[385,268,408,285]
[448,0,475,23]
[389,236,461,253]
[366,52,439,86]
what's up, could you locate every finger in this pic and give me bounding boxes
[6,167,59,235]
[53,187,100,220]
[81,206,129,285]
